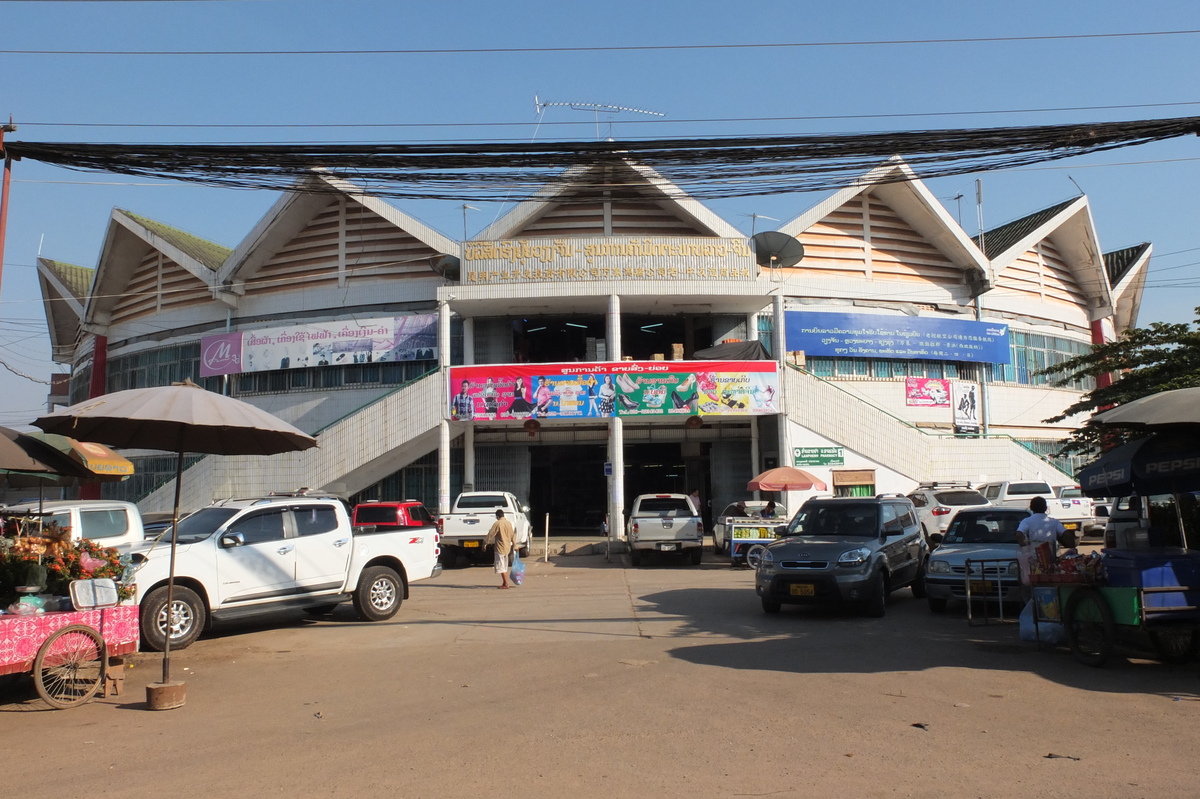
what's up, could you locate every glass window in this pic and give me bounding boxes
[293,505,340,536]
[79,509,130,540]
[227,509,287,544]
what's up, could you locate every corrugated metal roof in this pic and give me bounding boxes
[1104,242,1151,285]
[43,260,94,300]
[122,211,232,270]
[972,199,1076,258]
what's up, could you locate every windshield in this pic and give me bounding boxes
[1008,482,1052,496]
[787,503,879,537]
[636,499,693,517]
[943,512,1027,544]
[172,507,239,543]
[456,494,506,510]
[933,490,988,506]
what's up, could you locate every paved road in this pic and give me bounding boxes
[4,551,1199,798]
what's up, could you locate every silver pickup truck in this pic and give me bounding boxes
[626,493,704,566]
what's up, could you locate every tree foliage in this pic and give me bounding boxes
[1040,308,1200,456]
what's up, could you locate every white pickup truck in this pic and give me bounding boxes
[626,493,704,566]
[437,491,531,564]
[129,495,441,651]
[2,499,146,551]
[975,480,1089,539]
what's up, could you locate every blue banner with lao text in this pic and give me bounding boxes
[785,311,1010,364]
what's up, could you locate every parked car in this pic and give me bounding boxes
[905,482,990,545]
[754,496,927,617]
[1055,485,1103,536]
[976,480,1088,538]
[437,491,531,564]
[924,508,1029,612]
[2,499,146,551]
[352,499,437,531]
[627,493,704,566]
[712,500,787,554]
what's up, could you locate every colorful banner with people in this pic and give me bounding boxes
[447,361,779,421]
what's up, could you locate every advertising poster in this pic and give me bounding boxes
[447,361,779,421]
[784,310,1010,363]
[951,380,980,434]
[905,377,951,407]
[200,314,437,377]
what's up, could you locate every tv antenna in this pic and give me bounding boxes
[535,95,665,140]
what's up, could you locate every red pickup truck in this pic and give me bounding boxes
[353,500,439,534]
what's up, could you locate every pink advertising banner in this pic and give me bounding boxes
[448,361,779,421]
[905,377,951,407]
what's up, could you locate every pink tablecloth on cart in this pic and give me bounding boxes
[0,605,139,676]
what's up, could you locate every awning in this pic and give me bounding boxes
[1078,432,1200,498]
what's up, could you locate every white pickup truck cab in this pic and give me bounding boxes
[3,499,146,551]
[976,480,1088,539]
[437,491,531,564]
[626,493,704,566]
[129,495,441,651]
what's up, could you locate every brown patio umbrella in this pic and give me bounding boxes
[34,379,318,707]
[747,466,828,492]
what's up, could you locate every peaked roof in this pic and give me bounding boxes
[121,211,232,270]
[36,259,93,363]
[1105,242,1152,332]
[972,198,1076,258]
[1104,242,1151,285]
[475,157,743,241]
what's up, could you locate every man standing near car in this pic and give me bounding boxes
[485,508,516,589]
[1016,496,1069,553]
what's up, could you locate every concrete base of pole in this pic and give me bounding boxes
[146,681,187,710]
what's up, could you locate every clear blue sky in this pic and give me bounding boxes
[2,0,1198,426]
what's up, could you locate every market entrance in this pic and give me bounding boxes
[527,441,712,535]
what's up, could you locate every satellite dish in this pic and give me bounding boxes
[751,231,805,268]
[429,254,461,281]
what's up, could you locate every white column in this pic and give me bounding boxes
[774,294,789,471]
[610,415,625,548]
[746,311,758,342]
[463,423,475,492]
[438,419,451,515]
[463,317,475,365]
[750,417,761,501]
[606,294,622,362]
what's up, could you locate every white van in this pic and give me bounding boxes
[4,500,146,551]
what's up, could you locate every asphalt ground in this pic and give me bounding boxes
[3,546,1199,798]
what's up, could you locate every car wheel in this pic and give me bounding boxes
[928,597,948,613]
[762,598,781,614]
[519,545,530,559]
[630,548,642,567]
[910,559,928,599]
[140,585,206,652]
[690,547,703,566]
[862,571,887,618]
[353,566,403,622]
[1149,629,1197,665]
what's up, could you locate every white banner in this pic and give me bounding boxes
[951,380,980,434]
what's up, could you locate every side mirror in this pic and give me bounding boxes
[929,533,944,549]
[521,505,531,513]
[773,525,788,536]
[882,520,902,536]
[219,532,246,548]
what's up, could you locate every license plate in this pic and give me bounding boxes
[969,580,992,592]
[789,583,815,596]
[463,540,481,548]
[659,543,677,551]
[1063,522,1079,531]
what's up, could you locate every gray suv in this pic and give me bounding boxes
[754,496,928,617]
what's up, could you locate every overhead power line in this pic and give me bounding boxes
[3,29,1200,57]
[6,115,1200,203]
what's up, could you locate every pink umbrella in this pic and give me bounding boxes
[747,466,827,492]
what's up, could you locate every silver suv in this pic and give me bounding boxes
[906,482,990,544]
[754,496,928,617]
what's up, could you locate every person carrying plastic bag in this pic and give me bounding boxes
[485,508,516,589]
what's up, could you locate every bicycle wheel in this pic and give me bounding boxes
[33,624,107,709]
[745,544,768,570]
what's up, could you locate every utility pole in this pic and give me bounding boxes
[0,117,17,300]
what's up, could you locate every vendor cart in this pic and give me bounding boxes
[0,579,139,708]
[728,520,782,567]
[1034,564,1200,668]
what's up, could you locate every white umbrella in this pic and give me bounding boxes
[1091,387,1200,429]
[34,380,317,703]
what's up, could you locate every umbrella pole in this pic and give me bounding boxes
[162,449,184,685]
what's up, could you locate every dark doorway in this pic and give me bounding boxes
[529,445,608,535]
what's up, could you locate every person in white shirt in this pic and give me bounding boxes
[1016,496,1070,553]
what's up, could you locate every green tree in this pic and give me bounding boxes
[1041,308,1200,456]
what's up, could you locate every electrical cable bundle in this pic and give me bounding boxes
[5,116,1198,202]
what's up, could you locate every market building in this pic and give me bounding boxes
[33,156,1150,532]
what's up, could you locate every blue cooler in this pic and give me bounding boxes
[1102,548,1200,615]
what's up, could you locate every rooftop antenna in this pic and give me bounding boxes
[461,204,479,241]
[1067,175,1085,196]
[534,96,665,141]
[741,213,779,237]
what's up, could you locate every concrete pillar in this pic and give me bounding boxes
[438,419,451,515]
[774,294,789,469]
[746,311,758,342]
[606,294,622,361]
[463,423,475,492]
[609,415,625,548]
[463,317,475,366]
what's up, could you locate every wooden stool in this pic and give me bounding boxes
[103,657,125,697]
